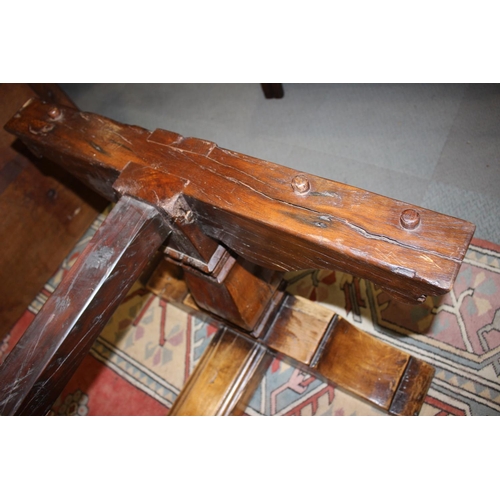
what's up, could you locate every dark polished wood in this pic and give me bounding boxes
[263,295,434,415]
[0,196,170,415]
[261,84,284,99]
[5,99,475,303]
[389,357,435,416]
[0,84,106,341]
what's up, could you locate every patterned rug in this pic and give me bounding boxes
[2,213,500,416]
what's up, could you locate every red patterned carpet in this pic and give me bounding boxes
[2,212,500,416]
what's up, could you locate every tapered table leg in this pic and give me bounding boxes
[0,196,170,415]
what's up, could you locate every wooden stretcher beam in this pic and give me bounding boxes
[169,294,434,416]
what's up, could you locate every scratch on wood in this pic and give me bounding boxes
[309,191,341,200]
[109,138,133,152]
[87,246,114,269]
[392,266,417,278]
[89,141,109,155]
[111,130,132,145]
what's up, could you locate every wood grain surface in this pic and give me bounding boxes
[169,327,272,416]
[5,99,476,302]
[167,290,435,416]
[0,196,170,415]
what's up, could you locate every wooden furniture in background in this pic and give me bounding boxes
[0,98,475,415]
[261,83,284,99]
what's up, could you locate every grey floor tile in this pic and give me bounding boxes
[247,83,329,141]
[60,83,262,134]
[163,117,294,168]
[421,182,500,244]
[284,145,428,205]
[287,84,466,180]
[432,84,500,198]
[214,133,294,168]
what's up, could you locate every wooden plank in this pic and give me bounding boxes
[145,257,189,303]
[0,196,170,415]
[261,84,284,99]
[5,99,475,302]
[169,328,272,416]
[264,295,336,365]
[313,318,410,410]
[184,256,283,332]
[262,296,431,412]
[163,287,435,415]
[28,83,78,109]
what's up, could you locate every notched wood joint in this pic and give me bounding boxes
[170,195,196,226]
[147,129,217,157]
[164,244,235,280]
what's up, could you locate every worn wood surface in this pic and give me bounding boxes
[312,317,410,411]
[0,196,170,415]
[169,327,273,416]
[264,295,336,365]
[149,261,435,415]
[0,84,106,340]
[145,258,189,303]
[389,357,435,416]
[259,294,434,414]
[184,256,283,332]
[1,97,460,416]
[167,290,434,415]
[5,99,475,302]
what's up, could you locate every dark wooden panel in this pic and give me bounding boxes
[5,99,475,302]
[157,280,435,415]
[0,196,170,415]
[261,294,434,413]
[28,83,78,109]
